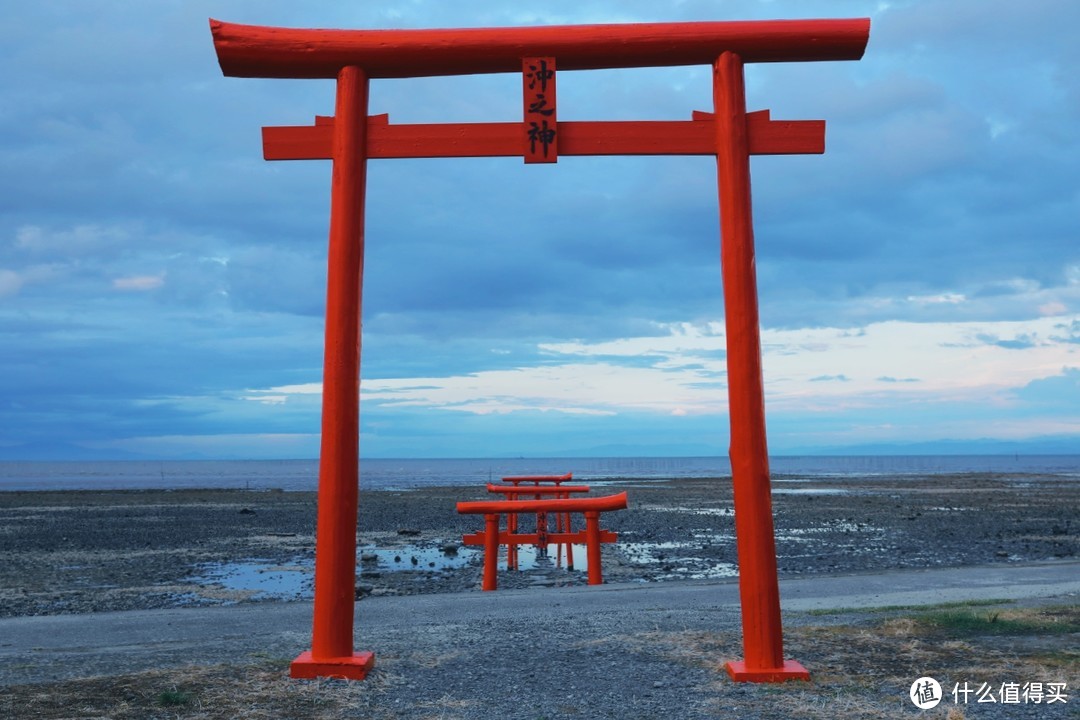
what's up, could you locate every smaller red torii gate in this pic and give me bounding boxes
[458,491,628,591]
[211,17,870,684]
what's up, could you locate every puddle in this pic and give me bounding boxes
[359,544,477,571]
[357,541,595,574]
[777,520,884,543]
[638,504,736,517]
[618,536,738,580]
[689,507,735,517]
[504,543,590,572]
[188,559,313,601]
[781,521,869,536]
[188,542,479,601]
[772,488,852,495]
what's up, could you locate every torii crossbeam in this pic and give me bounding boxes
[210,17,870,684]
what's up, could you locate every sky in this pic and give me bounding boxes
[1,0,1078,460]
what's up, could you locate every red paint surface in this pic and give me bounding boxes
[211,18,869,78]
[713,52,806,681]
[486,484,591,498]
[263,113,823,161]
[501,472,573,485]
[725,660,811,683]
[289,65,373,682]
[457,491,628,516]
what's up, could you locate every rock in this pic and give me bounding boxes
[360,552,378,563]
[397,528,421,537]
[441,543,459,555]
[238,508,256,515]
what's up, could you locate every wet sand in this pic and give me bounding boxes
[1,473,1076,617]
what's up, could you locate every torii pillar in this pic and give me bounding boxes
[713,51,800,682]
[210,17,870,683]
[291,65,374,680]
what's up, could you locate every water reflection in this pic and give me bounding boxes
[188,541,481,600]
[359,544,477,571]
[188,560,312,600]
[505,543,590,572]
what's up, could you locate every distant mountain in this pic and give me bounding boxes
[0,442,145,461]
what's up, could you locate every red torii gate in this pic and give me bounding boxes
[210,17,870,683]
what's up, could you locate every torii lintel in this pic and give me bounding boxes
[211,18,870,79]
[262,110,824,161]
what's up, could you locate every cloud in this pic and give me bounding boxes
[363,361,719,416]
[1051,320,1080,345]
[907,293,966,306]
[15,224,134,256]
[0,269,23,298]
[975,333,1038,351]
[242,395,288,405]
[1012,367,1080,413]
[242,315,1080,425]
[1,0,1079,457]
[113,273,165,291]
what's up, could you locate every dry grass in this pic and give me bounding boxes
[714,604,1078,719]
[2,604,1076,719]
[0,661,401,720]
[413,694,478,720]
[578,604,1077,720]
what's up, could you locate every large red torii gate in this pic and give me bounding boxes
[210,17,870,683]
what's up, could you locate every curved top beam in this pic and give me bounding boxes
[485,483,592,495]
[457,491,629,515]
[210,18,870,79]
[503,472,573,483]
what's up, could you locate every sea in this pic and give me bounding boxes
[0,455,1078,492]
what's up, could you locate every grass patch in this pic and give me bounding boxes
[157,688,193,706]
[914,604,1080,638]
[806,598,1014,616]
